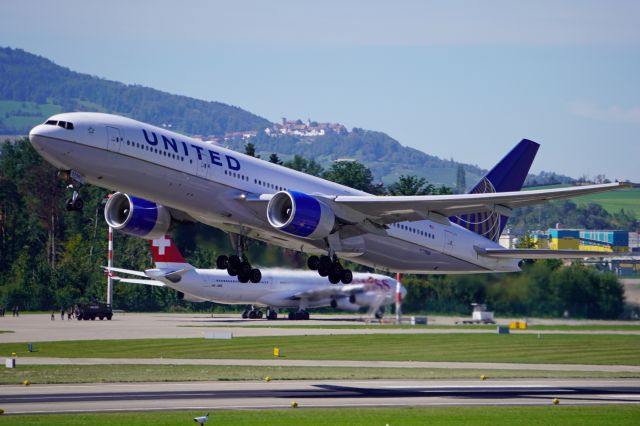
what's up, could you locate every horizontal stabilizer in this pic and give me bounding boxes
[111,277,165,286]
[476,247,630,259]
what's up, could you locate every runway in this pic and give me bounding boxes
[1,379,639,414]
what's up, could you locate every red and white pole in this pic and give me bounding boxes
[107,225,113,306]
[395,272,402,324]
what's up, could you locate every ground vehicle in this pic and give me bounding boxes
[74,303,112,321]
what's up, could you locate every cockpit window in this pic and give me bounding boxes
[55,121,74,130]
[45,120,57,125]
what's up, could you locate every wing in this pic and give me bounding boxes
[330,182,630,224]
[246,182,630,227]
[102,266,147,277]
[477,247,635,259]
[289,283,368,300]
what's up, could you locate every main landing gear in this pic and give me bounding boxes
[241,306,278,320]
[217,254,262,283]
[217,232,262,283]
[306,255,353,284]
[288,310,310,320]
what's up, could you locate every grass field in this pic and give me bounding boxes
[1,364,638,385]
[0,100,62,131]
[1,406,638,425]
[572,187,640,217]
[2,334,638,365]
[182,324,640,331]
[526,184,640,216]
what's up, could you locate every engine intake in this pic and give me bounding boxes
[104,192,171,239]
[267,191,335,239]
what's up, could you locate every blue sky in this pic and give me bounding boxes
[2,0,639,181]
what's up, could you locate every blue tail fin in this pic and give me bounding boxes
[450,139,539,241]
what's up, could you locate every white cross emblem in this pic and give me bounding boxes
[152,236,171,255]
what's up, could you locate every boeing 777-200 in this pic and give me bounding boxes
[29,112,630,284]
[109,234,403,319]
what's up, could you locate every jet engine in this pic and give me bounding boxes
[330,297,360,312]
[104,192,171,239]
[267,191,335,239]
[349,292,384,307]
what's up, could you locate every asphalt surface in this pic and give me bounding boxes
[1,313,639,343]
[12,357,640,373]
[1,379,639,414]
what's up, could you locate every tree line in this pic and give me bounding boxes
[0,138,629,318]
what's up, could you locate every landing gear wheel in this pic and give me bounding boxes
[227,265,239,276]
[328,271,341,284]
[257,310,264,319]
[216,255,229,269]
[340,269,353,284]
[330,262,343,277]
[238,271,250,283]
[307,255,320,270]
[318,265,329,277]
[239,261,252,276]
[249,268,262,283]
[72,197,84,211]
[65,199,74,211]
[267,309,277,320]
[228,255,241,268]
[242,310,249,319]
[248,310,258,319]
[319,256,332,272]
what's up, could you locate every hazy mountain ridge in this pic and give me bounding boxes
[0,46,573,186]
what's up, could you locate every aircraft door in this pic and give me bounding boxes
[106,126,122,153]
[196,156,208,178]
[444,230,457,254]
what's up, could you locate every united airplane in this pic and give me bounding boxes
[109,235,403,319]
[29,112,629,284]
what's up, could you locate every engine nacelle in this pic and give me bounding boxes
[104,192,171,239]
[349,292,382,307]
[266,191,335,239]
[330,298,360,312]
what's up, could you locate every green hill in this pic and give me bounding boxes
[0,46,570,187]
[0,47,270,136]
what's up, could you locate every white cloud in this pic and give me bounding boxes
[568,101,640,124]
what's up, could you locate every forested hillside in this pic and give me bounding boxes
[0,46,573,187]
[0,47,270,136]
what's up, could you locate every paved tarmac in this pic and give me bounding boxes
[12,357,640,373]
[1,379,639,414]
[1,313,638,343]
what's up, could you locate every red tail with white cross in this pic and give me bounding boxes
[150,235,187,264]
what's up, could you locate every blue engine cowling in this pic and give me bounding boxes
[266,191,336,239]
[104,192,171,239]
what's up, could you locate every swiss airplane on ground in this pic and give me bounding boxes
[109,235,403,319]
[30,113,629,284]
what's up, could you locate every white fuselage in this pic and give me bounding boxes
[29,112,520,274]
[153,266,400,310]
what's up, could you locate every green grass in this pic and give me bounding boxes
[573,187,640,217]
[525,184,640,216]
[1,364,639,385]
[0,100,62,131]
[2,334,639,365]
[181,323,640,331]
[1,406,639,425]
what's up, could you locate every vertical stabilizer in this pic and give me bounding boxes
[149,235,189,269]
[450,139,539,241]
